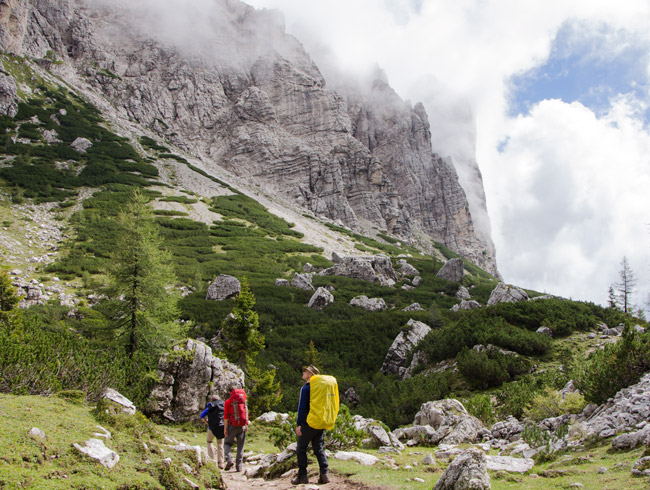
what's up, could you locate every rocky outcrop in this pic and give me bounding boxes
[433,448,490,490]
[147,339,243,422]
[0,72,18,117]
[205,274,240,301]
[381,319,431,378]
[103,388,136,416]
[451,299,481,312]
[487,282,529,305]
[3,0,498,275]
[320,254,398,286]
[436,258,464,282]
[291,272,314,291]
[349,295,387,312]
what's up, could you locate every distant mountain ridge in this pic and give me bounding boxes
[0,0,498,275]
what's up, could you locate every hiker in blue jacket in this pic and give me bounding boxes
[292,365,329,485]
[200,395,225,469]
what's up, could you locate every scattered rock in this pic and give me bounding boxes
[381,319,431,378]
[451,299,481,312]
[333,451,379,465]
[71,137,93,153]
[487,282,529,305]
[486,455,534,473]
[433,448,490,490]
[402,302,424,312]
[307,287,334,310]
[320,254,398,286]
[436,258,464,283]
[103,388,136,416]
[205,274,240,300]
[274,278,289,287]
[349,295,387,312]
[73,438,119,469]
[291,272,314,291]
[28,427,46,440]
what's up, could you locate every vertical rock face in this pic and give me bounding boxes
[2,0,498,275]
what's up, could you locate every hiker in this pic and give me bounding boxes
[223,384,249,472]
[292,365,330,485]
[200,395,225,468]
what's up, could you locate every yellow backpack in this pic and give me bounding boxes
[306,374,340,430]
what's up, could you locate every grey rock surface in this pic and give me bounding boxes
[414,399,486,445]
[433,448,490,490]
[291,272,314,291]
[381,319,431,378]
[349,295,387,312]
[307,286,334,310]
[320,254,398,286]
[436,258,465,282]
[205,274,241,300]
[73,438,119,469]
[147,339,243,422]
[487,282,529,305]
[1,0,498,276]
[451,299,481,312]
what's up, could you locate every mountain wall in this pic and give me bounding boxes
[0,0,498,275]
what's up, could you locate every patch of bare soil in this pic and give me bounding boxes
[221,464,389,490]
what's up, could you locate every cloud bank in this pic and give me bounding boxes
[247,0,650,311]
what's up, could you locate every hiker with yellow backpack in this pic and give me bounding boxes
[292,365,339,485]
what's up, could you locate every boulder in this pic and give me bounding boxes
[456,286,471,300]
[380,319,431,378]
[632,456,650,476]
[433,448,490,490]
[485,455,534,473]
[307,287,334,310]
[411,276,423,287]
[536,326,553,337]
[0,72,18,117]
[255,411,289,424]
[490,416,525,442]
[333,451,379,466]
[73,438,119,469]
[451,300,481,312]
[349,295,387,312]
[147,339,243,422]
[436,258,464,283]
[103,388,136,416]
[487,282,529,305]
[28,428,46,440]
[319,254,398,286]
[398,259,419,276]
[71,137,93,153]
[414,399,486,445]
[402,302,424,312]
[612,425,650,450]
[274,278,289,287]
[205,274,240,300]
[344,387,361,407]
[291,272,314,290]
[353,415,404,451]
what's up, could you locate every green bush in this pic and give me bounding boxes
[457,346,531,389]
[463,393,496,426]
[523,387,586,421]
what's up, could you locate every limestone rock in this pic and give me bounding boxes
[536,326,553,337]
[333,451,379,466]
[414,399,486,445]
[398,259,419,276]
[381,319,431,378]
[451,299,481,312]
[344,387,361,407]
[490,416,525,442]
[487,282,529,305]
[255,411,289,424]
[71,137,93,153]
[436,258,464,282]
[486,455,534,473]
[103,388,136,416]
[291,272,314,290]
[28,427,46,440]
[456,286,471,300]
[0,72,18,117]
[147,339,243,422]
[73,438,119,469]
[274,278,289,287]
[433,448,490,490]
[402,302,424,312]
[307,287,333,310]
[349,295,387,312]
[320,254,398,286]
[205,274,241,300]
[411,276,422,287]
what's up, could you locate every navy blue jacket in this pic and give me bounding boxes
[297,382,310,427]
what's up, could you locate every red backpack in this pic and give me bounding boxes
[228,389,248,427]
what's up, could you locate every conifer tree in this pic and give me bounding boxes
[0,268,22,321]
[303,340,323,371]
[103,189,181,357]
[614,256,637,313]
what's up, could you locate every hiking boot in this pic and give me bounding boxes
[224,460,233,471]
[318,471,330,484]
[291,473,309,485]
[235,463,242,472]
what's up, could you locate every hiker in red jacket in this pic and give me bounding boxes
[223,384,249,472]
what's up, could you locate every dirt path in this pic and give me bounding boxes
[220,463,386,490]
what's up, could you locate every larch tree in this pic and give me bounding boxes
[103,189,181,357]
[614,256,637,314]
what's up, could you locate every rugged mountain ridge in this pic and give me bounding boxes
[0,0,498,275]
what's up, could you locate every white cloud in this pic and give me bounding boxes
[245,0,650,311]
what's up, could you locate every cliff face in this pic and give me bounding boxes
[0,0,498,275]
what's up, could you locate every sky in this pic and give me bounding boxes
[246,0,650,314]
